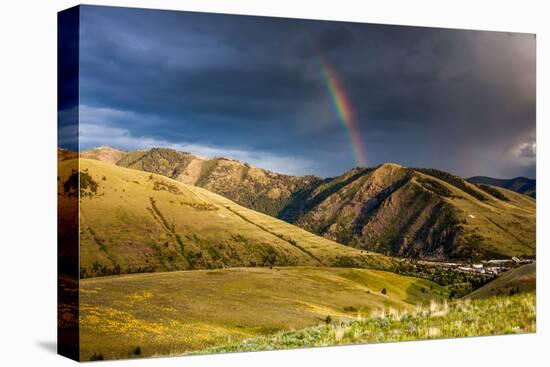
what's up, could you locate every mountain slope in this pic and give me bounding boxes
[80,145,127,164]
[279,163,535,260]
[58,158,393,277]
[113,147,320,216]
[77,147,536,261]
[466,263,536,299]
[468,176,536,198]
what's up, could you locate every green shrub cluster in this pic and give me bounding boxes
[416,177,453,197]
[475,184,509,201]
[392,262,494,297]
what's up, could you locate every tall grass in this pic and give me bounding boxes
[203,292,535,354]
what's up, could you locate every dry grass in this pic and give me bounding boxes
[204,292,536,354]
[79,266,447,360]
[58,158,394,277]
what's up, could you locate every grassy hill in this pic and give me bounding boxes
[280,163,535,260]
[113,147,320,216]
[80,145,127,164]
[59,150,537,361]
[466,263,536,299]
[77,147,536,261]
[58,158,393,277]
[79,266,448,360]
[201,291,535,355]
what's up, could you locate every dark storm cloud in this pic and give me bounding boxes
[77,5,536,178]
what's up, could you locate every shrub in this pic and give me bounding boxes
[381,288,387,295]
[64,171,99,198]
[153,180,182,195]
[476,184,509,201]
[417,177,453,197]
[413,168,488,201]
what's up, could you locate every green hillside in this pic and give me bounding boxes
[79,267,448,360]
[58,151,537,361]
[58,158,393,277]
[78,147,536,261]
[466,263,536,299]
[202,291,535,354]
[280,163,535,260]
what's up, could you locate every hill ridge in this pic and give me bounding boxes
[468,176,536,198]
[66,147,535,261]
[58,157,394,278]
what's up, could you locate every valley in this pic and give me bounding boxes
[57,148,537,360]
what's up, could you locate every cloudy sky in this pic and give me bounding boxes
[64,5,535,178]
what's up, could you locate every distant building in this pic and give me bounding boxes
[486,267,501,275]
[485,259,511,265]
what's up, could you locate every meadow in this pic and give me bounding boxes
[57,154,536,361]
[202,291,536,354]
[79,267,448,360]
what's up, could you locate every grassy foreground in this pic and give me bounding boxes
[202,292,536,354]
[79,267,447,360]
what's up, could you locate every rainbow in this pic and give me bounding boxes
[315,55,367,167]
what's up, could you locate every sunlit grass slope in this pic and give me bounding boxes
[287,163,535,259]
[466,263,536,299]
[57,158,394,277]
[78,147,536,260]
[79,266,448,360]
[203,292,535,354]
[436,181,536,258]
